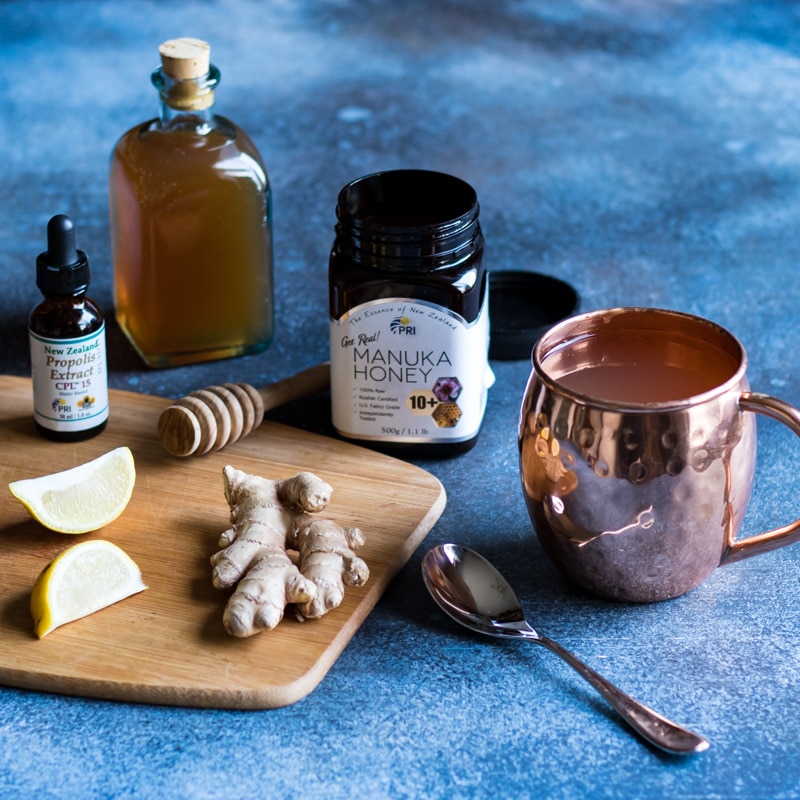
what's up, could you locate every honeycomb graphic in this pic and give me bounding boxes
[432,402,462,428]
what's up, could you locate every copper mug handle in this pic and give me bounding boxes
[724,392,800,564]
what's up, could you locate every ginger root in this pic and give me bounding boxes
[210,466,369,637]
[290,515,369,620]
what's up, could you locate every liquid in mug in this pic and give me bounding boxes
[548,330,739,403]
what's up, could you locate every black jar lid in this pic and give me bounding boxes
[489,270,579,360]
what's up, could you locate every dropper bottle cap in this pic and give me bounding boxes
[36,214,91,296]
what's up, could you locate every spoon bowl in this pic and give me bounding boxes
[421,543,709,755]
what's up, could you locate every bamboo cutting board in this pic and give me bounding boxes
[0,376,446,709]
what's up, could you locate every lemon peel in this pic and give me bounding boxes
[9,447,136,534]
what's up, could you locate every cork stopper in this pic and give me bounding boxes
[155,38,216,112]
[159,38,210,79]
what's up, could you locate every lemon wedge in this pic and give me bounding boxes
[30,539,147,638]
[9,446,136,534]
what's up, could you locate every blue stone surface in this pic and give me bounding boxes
[2,1,800,797]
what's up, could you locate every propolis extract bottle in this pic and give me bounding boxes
[329,169,492,457]
[30,214,109,441]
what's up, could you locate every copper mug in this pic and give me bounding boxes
[519,307,800,602]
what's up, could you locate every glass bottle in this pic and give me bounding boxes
[30,214,109,441]
[329,169,492,457]
[109,38,274,368]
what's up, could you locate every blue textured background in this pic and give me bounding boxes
[2,1,800,798]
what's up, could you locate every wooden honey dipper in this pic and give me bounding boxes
[158,362,330,457]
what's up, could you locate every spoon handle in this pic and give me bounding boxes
[535,634,709,754]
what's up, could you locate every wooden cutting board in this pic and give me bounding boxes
[0,375,446,709]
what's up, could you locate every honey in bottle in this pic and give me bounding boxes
[109,38,274,368]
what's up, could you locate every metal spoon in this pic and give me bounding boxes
[421,543,709,755]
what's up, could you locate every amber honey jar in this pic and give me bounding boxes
[329,169,492,457]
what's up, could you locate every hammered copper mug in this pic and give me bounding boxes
[519,307,800,602]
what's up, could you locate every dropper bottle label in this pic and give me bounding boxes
[30,215,109,440]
